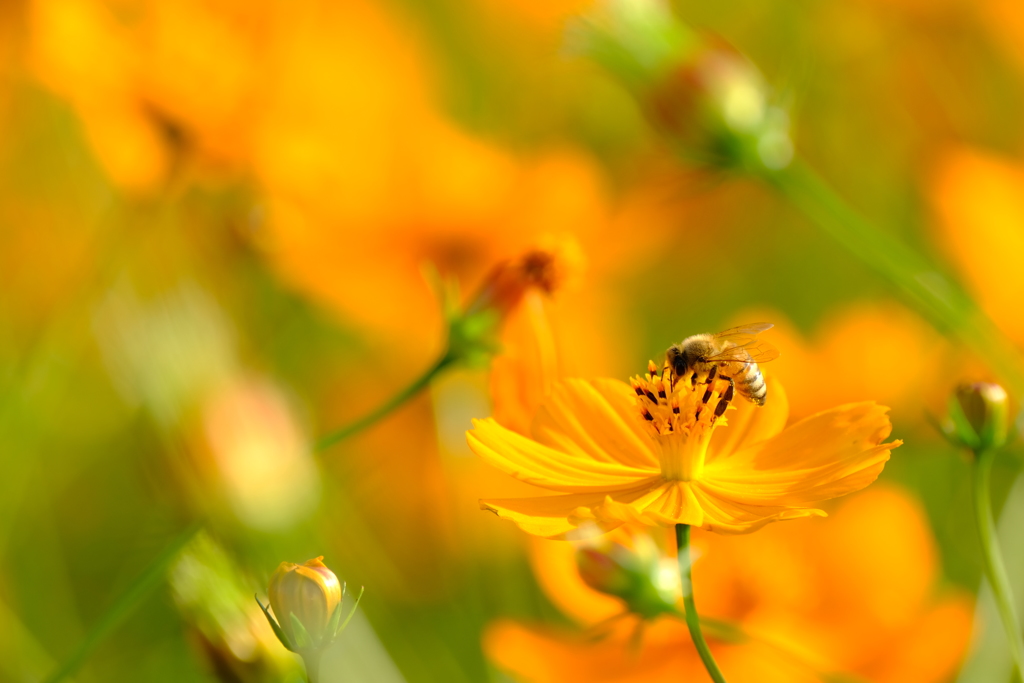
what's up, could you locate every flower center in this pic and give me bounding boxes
[630,361,735,482]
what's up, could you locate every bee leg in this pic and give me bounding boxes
[700,365,720,404]
[714,376,735,418]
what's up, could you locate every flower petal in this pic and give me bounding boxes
[690,484,826,534]
[531,378,659,469]
[480,479,664,539]
[469,418,651,492]
[479,491,625,539]
[701,402,899,508]
[593,481,706,528]
[707,376,788,462]
[593,481,824,533]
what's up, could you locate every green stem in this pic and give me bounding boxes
[302,650,324,683]
[43,519,204,683]
[675,524,727,683]
[971,449,1024,676]
[316,352,455,452]
[767,161,1024,397]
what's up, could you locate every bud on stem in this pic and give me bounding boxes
[257,556,364,682]
[941,382,1010,453]
[575,533,679,620]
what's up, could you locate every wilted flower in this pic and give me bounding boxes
[445,237,584,369]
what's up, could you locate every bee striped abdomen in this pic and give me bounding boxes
[735,362,767,406]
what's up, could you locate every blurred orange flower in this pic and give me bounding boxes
[468,364,900,536]
[486,486,973,683]
[931,146,1024,346]
[742,304,948,420]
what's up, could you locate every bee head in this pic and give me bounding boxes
[666,345,689,377]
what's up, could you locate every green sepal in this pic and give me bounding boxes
[289,613,314,650]
[338,586,365,634]
[325,582,345,640]
[945,393,981,450]
[255,595,295,652]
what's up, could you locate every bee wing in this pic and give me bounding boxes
[705,338,781,363]
[712,322,774,337]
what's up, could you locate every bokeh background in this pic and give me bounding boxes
[3,0,1024,681]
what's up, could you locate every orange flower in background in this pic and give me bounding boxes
[24,0,680,364]
[742,304,948,420]
[486,486,973,682]
[26,0,433,191]
[931,146,1024,346]
[981,0,1024,75]
[263,145,674,360]
[468,362,900,536]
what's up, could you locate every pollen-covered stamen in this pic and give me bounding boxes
[630,361,735,481]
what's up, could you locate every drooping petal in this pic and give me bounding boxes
[593,479,826,533]
[531,378,659,469]
[701,402,899,510]
[480,479,664,539]
[707,376,788,462]
[469,417,652,492]
[593,481,707,528]
[690,484,827,534]
[489,290,559,436]
[480,491,625,538]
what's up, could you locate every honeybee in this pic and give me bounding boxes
[666,323,780,406]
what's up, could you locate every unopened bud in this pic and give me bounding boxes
[572,0,791,174]
[943,382,1010,452]
[574,534,678,619]
[648,43,792,172]
[257,556,362,658]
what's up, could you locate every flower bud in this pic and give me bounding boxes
[943,382,1010,452]
[574,533,678,619]
[267,557,343,651]
[648,42,792,173]
[571,0,791,174]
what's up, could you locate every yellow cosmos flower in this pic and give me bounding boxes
[468,363,900,536]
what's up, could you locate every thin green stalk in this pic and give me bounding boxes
[316,352,455,452]
[767,161,1024,397]
[302,650,324,683]
[676,524,727,683]
[971,449,1024,676]
[43,519,204,683]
